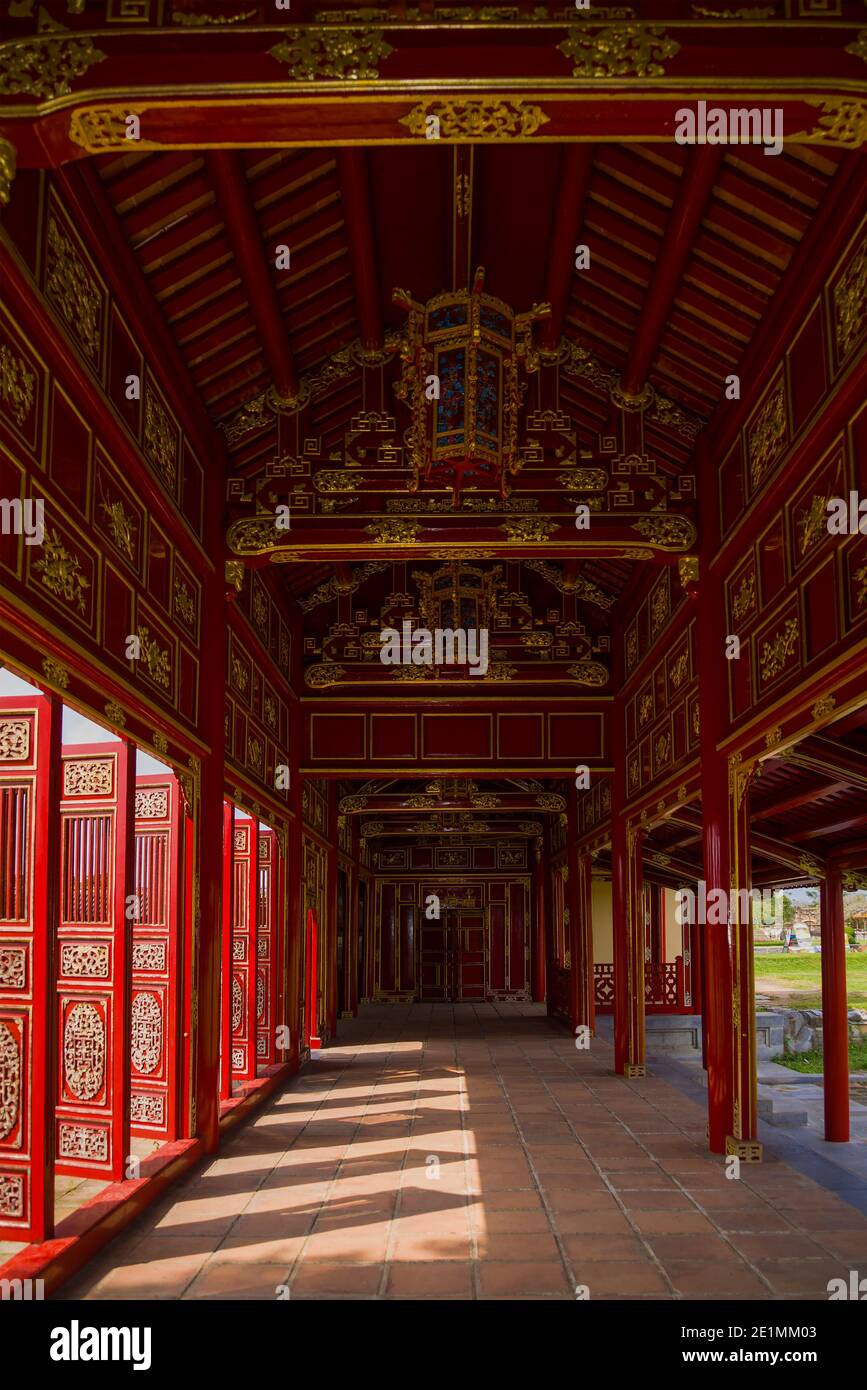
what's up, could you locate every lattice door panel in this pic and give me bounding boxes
[130,774,182,1140]
[256,830,276,1067]
[231,818,258,1082]
[0,695,60,1242]
[56,743,133,1180]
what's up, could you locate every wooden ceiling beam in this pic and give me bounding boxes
[751,780,849,822]
[336,150,382,348]
[206,151,298,402]
[785,737,867,793]
[541,146,594,350]
[620,147,723,396]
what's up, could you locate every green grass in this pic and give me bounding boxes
[753,952,867,1009]
[770,1041,867,1074]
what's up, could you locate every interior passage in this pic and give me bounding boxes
[63,1006,867,1302]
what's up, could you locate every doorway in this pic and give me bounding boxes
[420,908,486,1001]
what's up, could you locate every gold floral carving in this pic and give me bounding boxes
[0,345,35,426]
[365,519,420,545]
[104,700,126,728]
[137,626,171,690]
[764,727,782,749]
[400,98,549,140]
[790,98,867,150]
[811,695,836,721]
[855,565,867,609]
[174,579,196,629]
[101,498,134,561]
[144,391,177,492]
[153,731,168,756]
[68,107,154,154]
[173,8,256,24]
[748,384,787,491]
[0,22,106,101]
[226,518,284,556]
[225,560,246,590]
[41,656,70,689]
[500,518,557,543]
[650,578,669,635]
[678,555,699,588]
[536,793,566,812]
[315,471,367,493]
[559,23,679,78]
[339,794,368,812]
[64,758,111,796]
[759,616,799,684]
[670,651,689,689]
[632,515,696,551]
[556,467,608,492]
[45,217,101,364]
[568,661,609,686]
[845,31,867,67]
[0,138,15,208]
[298,562,389,612]
[0,720,30,760]
[484,664,517,682]
[269,27,392,80]
[834,236,866,361]
[34,531,89,613]
[732,571,756,622]
[305,663,346,689]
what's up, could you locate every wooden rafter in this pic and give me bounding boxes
[541,146,593,351]
[336,150,382,349]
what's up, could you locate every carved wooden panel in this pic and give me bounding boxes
[56,742,133,1180]
[256,830,276,1067]
[230,818,258,1082]
[130,773,183,1141]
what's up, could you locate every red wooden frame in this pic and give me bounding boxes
[305,907,321,1052]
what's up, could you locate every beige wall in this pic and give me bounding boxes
[663,887,684,962]
[591,878,613,963]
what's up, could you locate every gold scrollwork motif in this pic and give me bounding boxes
[34,531,89,613]
[559,24,680,79]
[759,616,799,684]
[304,663,346,689]
[365,519,420,545]
[227,517,285,556]
[315,471,367,493]
[104,701,126,728]
[339,794,368,812]
[632,515,696,551]
[790,98,867,150]
[0,139,16,208]
[144,391,177,493]
[0,344,35,426]
[68,107,147,154]
[567,661,609,686]
[0,22,106,101]
[101,499,135,561]
[137,626,171,690]
[173,8,257,24]
[811,694,836,721]
[500,518,557,543]
[845,31,867,67]
[834,236,866,361]
[536,793,566,812]
[269,27,393,81]
[45,217,101,364]
[400,98,549,140]
[764,727,782,749]
[525,559,614,609]
[732,570,756,622]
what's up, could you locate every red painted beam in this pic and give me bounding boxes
[207,151,298,401]
[621,147,723,397]
[752,781,849,821]
[337,150,382,348]
[541,145,593,350]
[820,867,850,1143]
[788,737,867,791]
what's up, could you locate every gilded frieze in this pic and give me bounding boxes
[759,616,799,685]
[558,24,680,79]
[45,216,102,365]
[144,389,178,494]
[500,518,557,543]
[0,138,15,208]
[732,570,757,623]
[269,27,392,81]
[0,21,105,101]
[399,98,549,140]
[748,383,787,492]
[833,234,866,362]
[33,530,89,614]
[137,626,171,691]
[567,661,608,686]
[0,344,35,426]
[790,97,867,150]
[632,515,696,551]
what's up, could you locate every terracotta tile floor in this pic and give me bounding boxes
[61,1004,867,1300]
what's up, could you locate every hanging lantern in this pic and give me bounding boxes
[393,267,549,503]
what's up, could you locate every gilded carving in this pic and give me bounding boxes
[559,24,680,78]
[153,731,168,756]
[834,235,866,361]
[34,531,89,613]
[226,517,289,556]
[0,23,106,101]
[811,695,836,721]
[567,661,608,686]
[536,793,566,812]
[764,727,783,749]
[732,571,756,622]
[144,390,178,492]
[269,27,392,80]
[500,518,557,543]
[400,98,549,140]
[670,651,689,689]
[63,1001,105,1101]
[174,578,196,629]
[42,656,71,690]
[632,515,696,551]
[790,97,867,150]
[0,719,30,761]
[759,616,799,683]
[232,976,243,1033]
[748,384,787,490]
[650,577,669,635]
[45,216,101,363]
[365,519,420,545]
[133,941,166,972]
[339,794,368,812]
[525,559,614,609]
[305,662,346,689]
[0,345,35,426]
[797,494,828,557]
[101,498,135,561]
[64,758,112,796]
[0,138,15,208]
[298,562,389,612]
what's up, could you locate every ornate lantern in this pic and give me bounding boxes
[393,267,549,502]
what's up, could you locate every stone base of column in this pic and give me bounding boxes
[725,1136,762,1162]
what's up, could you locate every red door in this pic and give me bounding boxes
[421,910,486,1001]
[456,911,486,1000]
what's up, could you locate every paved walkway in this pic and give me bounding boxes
[62,1004,867,1300]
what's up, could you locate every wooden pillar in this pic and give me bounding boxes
[326,786,339,1040]
[531,838,546,1003]
[820,866,849,1142]
[194,565,228,1153]
[576,851,595,1034]
[728,754,761,1157]
[612,812,645,1077]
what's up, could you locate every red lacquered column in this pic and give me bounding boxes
[531,839,546,1004]
[821,865,849,1142]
